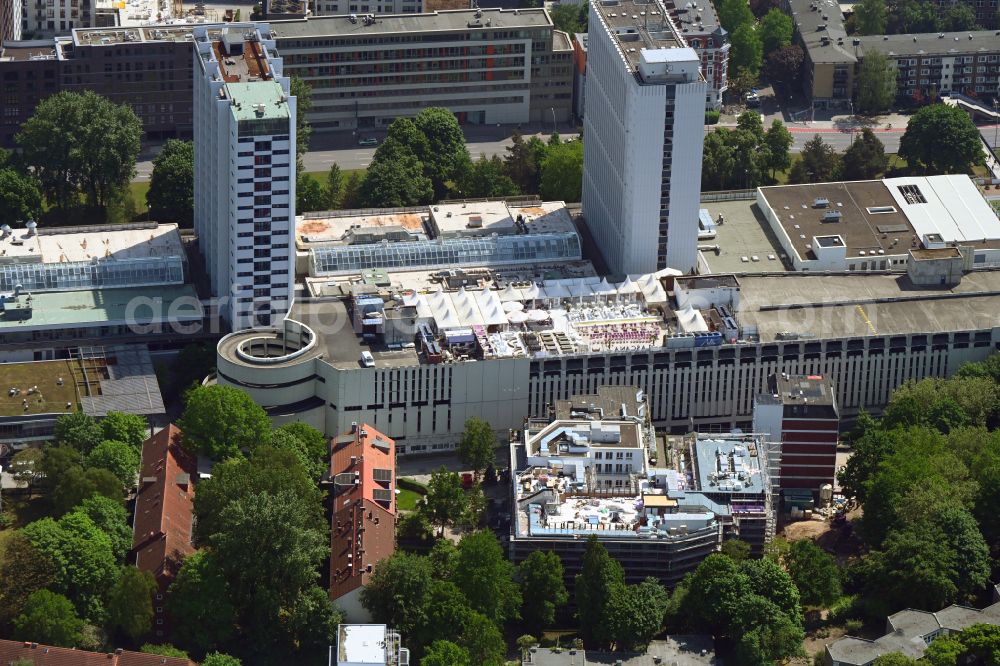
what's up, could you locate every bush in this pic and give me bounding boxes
[844,618,864,635]
[705,110,721,124]
[397,477,428,495]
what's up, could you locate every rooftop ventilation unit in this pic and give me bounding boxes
[822,210,842,222]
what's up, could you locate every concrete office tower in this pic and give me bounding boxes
[582,0,706,275]
[194,23,296,330]
[1,0,21,41]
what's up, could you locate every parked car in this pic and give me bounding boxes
[358,136,378,146]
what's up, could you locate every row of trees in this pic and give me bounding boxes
[716,0,793,90]
[854,0,984,36]
[298,111,584,213]
[702,111,793,190]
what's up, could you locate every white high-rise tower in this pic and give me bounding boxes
[582,0,706,275]
[194,23,296,330]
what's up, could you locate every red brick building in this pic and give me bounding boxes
[329,423,396,621]
[0,640,194,666]
[131,424,197,641]
[753,374,840,494]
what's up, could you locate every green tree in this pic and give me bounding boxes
[86,440,140,487]
[140,644,189,658]
[702,130,737,190]
[412,579,476,652]
[274,422,329,479]
[269,428,326,481]
[790,135,841,183]
[720,539,751,561]
[459,612,506,666]
[177,385,272,460]
[54,412,104,454]
[100,412,147,451]
[730,25,764,78]
[871,655,920,666]
[940,2,976,30]
[458,417,496,479]
[549,2,587,33]
[13,590,83,647]
[285,585,344,660]
[72,495,132,561]
[758,8,792,55]
[342,171,363,208]
[785,540,842,607]
[855,0,888,34]
[453,530,521,625]
[297,172,327,213]
[326,163,344,209]
[842,128,888,180]
[420,468,468,535]
[576,536,626,648]
[201,654,243,666]
[17,91,142,210]
[899,103,984,175]
[731,596,805,666]
[50,466,121,518]
[717,0,755,31]
[22,511,118,621]
[503,130,542,193]
[413,107,472,199]
[290,77,313,174]
[856,50,897,116]
[360,552,434,637]
[518,550,568,628]
[765,44,804,84]
[608,578,669,651]
[0,531,56,626]
[107,567,157,642]
[167,551,237,653]
[459,155,521,198]
[0,169,42,227]
[147,140,194,227]
[764,119,793,176]
[539,139,583,202]
[360,141,434,207]
[422,640,471,666]
[924,624,1000,666]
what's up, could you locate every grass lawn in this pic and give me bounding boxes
[303,167,367,184]
[396,488,423,511]
[129,180,151,217]
[0,359,83,416]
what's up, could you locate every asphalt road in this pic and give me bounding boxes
[132,123,1000,181]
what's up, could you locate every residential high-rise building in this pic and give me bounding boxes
[1,0,22,41]
[581,0,706,275]
[193,23,296,330]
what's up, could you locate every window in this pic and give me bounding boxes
[373,488,392,503]
[373,468,392,482]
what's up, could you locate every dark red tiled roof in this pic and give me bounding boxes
[0,640,194,666]
[329,424,396,601]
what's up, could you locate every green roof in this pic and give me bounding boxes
[0,284,203,331]
[227,81,291,121]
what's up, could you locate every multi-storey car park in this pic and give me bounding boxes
[214,198,1000,456]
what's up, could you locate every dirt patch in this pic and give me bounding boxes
[789,625,848,665]
[784,517,831,542]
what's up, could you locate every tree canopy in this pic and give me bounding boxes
[785,540,842,607]
[854,0,888,34]
[899,104,984,175]
[85,440,140,488]
[458,417,496,479]
[790,135,841,183]
[167,551,237,654]
[413,107,472,199]
[729,24,764,78]
[177,385,272,460]
[539,140,583,202]
[17,91,142,211]
[518,550,569,628]
[842,129,888,180]
[147,140,194,227]
[0,169,42,227]
[758,9,792,55]
[856,50,898,115]
[452,531,521,626]
[13,590,84,648]
[107,567,157,642]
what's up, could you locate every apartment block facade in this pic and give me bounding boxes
[2,0,22,41]
[582,0,706,275]
[193,23,296,329]
[269,8,574,131]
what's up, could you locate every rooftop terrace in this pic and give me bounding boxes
[0,223,182,265]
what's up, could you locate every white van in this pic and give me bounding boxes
[360,351,375,367]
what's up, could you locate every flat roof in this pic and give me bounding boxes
[0,359,82,415]
[592,0,684,69]
[885,175,1000,245]
[431,201,575,237]
[227,81,290,121]
[759,180,914,260]
[857,30,1000,57]
[0,223,182,265]
[71,24,217,46]
[554,385,647,420]
[0,42,57,61]
[338,624,387,664]
[737,270,1000,340]
[0,284,202,332]
[692,436,766,495]
[270,7,552,40]
[697,200,788,273]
